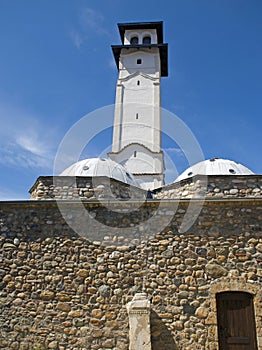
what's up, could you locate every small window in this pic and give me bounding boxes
[229,168,236,174]
[143,36,151,44]
[134,151,137,157]
[137,80,140,86]
[130,36,138,45]
[126,172,132,180]
[136,113,139,119]
[137,58,142,64]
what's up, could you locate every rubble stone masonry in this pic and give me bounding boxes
[0,196,261,349]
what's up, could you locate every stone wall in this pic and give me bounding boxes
[155,175,262,199]
[30,175,262,203]
[30,176,146,201]
[0,199,261,349]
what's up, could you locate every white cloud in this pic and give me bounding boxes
[163,147,187,184]
[0,142,52,170]
[164,147,184,157]
[109,58,116,70]
[165,167,178,185]
[0,103,57,171]
[70,7,109,49]
[70,30,84,49]
[80,8,106,34]
[0,187,28,201]
[16,130,48,157]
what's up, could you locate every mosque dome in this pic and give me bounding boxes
[60,158,139,186]
[175,158,254,182]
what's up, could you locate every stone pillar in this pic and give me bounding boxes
[127,293,151,350]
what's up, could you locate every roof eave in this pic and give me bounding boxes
[117,21,164,44]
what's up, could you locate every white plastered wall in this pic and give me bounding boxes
[124,29,158,45]
[110,29,164,189]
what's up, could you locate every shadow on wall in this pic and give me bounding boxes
[151,310,178,350]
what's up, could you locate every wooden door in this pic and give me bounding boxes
[216,292,258,350]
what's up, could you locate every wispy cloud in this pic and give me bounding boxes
[165,166,179,185]
[109,58,116,70]
[80,8,106,35]
[0,103,56,171]
[164,147,184,157]
[70,30,84,49]
[70,7,109,49]
[0,186,28,201]
[163,147,187,184]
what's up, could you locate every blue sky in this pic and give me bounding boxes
[0,0,261,199]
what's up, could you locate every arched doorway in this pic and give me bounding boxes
[216,292,258,349]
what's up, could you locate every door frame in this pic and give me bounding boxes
[216,291,258,349]
[208,279,262,350]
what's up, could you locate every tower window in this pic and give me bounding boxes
[136,113,138,119]
[130,36,138,44]
[137,80,140,86]
[143,36,151,44]
[137,58,142,64]
[134,151,137,157]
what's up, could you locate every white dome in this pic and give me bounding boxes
[60,158,139,186]
[175,158,254,182]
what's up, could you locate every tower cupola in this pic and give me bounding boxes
[112,21,168,77]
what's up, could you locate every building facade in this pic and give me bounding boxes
[0,181,262,349]
[0,22,261,350]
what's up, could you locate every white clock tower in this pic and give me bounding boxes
[108,22,168,190]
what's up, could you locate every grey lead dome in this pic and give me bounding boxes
[60,157,139,187]
[175,158,254,182]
